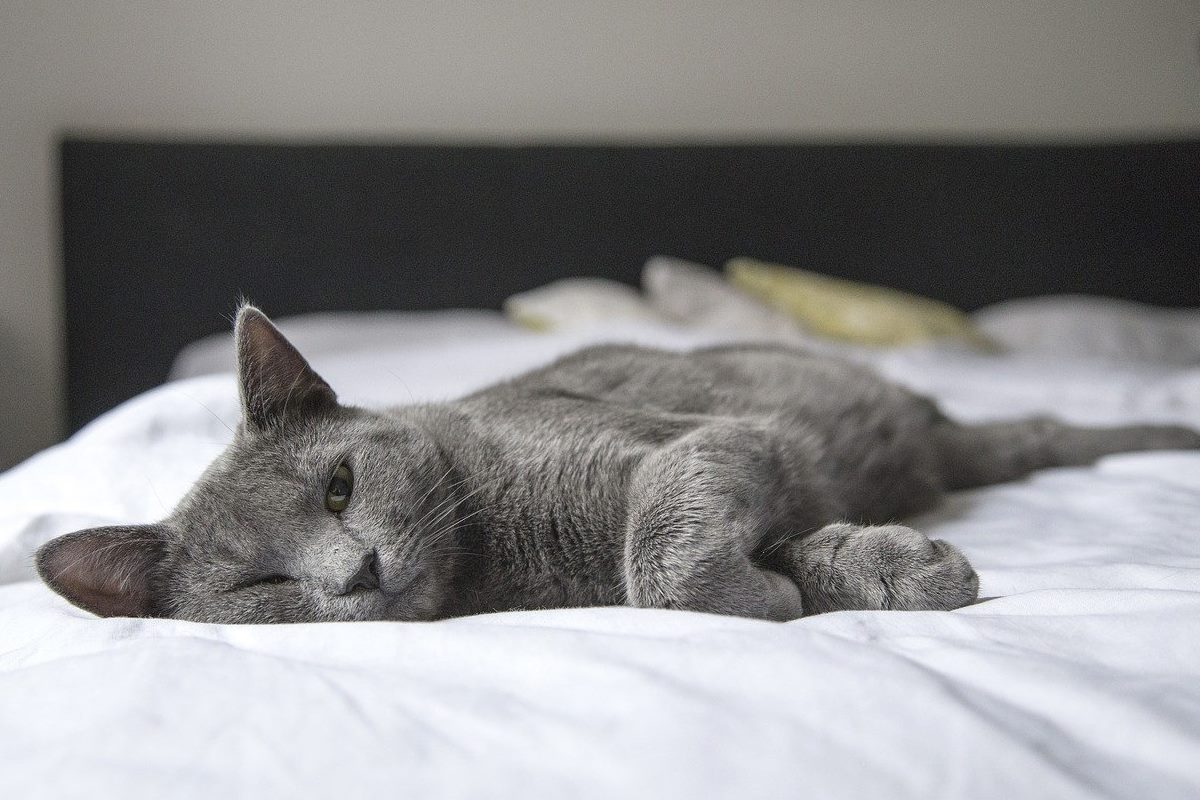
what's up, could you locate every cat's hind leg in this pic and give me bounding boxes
[784,523,979,613]
[933,417,1200,490]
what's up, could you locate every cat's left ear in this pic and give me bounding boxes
[36,525,169,618]
[235,304,337,429]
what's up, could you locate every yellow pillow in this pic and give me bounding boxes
[725,258,998,349]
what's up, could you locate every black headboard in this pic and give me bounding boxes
[61,138,1200,432]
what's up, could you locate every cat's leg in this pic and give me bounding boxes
[933,417,1200,490]
[623,423,813,621]
[784,522,979,613]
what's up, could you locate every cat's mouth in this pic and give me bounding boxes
[331,552,442,621]
[381,564,446,621]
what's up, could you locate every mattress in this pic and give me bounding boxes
[2,313,1199,799]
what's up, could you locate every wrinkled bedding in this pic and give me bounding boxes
[2,317,1199,799]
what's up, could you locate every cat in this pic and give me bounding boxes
[36,305,1200,623]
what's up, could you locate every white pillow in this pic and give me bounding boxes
[502,278,664,331]
[973,295,1200,364]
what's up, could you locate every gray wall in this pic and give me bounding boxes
[1,1,1199,468]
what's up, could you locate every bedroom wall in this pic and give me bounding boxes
[1,1,1199,469]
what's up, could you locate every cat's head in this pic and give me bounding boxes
[36,305,464,623]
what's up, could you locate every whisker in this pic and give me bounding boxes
[396,474,507,566]
[408,466,459,529]
[761,524,820,556]
[405,503,496,565]
[409,473,477,531]
[139,469,170,515]
[410,502,499,562]
[424,543,483,560]
[410,475,497,538]
[179,392,237,436]
[426,504,492,540]
[385,368,417,405]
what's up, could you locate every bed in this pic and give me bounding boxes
[2,140,1199,798]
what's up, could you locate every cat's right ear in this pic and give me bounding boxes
[35,525,168,618]
[235,304,337,430]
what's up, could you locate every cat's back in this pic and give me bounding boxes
[454,344,705,450]
[464,341,895,420]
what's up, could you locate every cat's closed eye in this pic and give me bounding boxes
[229,574,295,592]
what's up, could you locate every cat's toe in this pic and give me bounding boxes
[793,523,979,614]
[900,538,979,611]
[855,526,978,611]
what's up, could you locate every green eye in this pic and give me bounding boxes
[325,463,353,512]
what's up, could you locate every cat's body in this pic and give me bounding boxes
[437,342,948,617]
[36,307,1200,623]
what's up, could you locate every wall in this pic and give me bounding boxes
[1,1,1198,468]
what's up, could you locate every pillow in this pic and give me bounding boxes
[642,256,804,338]
[974,295,1200,364]
[725,258,997,350]
[503,278,664,331]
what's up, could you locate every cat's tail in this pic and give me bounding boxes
[933,417,1200,490]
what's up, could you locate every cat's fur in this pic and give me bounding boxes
[36,306,1200,623]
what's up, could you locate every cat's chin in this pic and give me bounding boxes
[357,588,445,623]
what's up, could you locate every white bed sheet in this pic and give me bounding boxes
[2,319,1199,799]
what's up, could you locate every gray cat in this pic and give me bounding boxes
[36,306,1200,623]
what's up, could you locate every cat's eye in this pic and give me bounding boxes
[256,574,292,586]
[325,463,353,512]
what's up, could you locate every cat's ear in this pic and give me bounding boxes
[36,525,168,618]
[235,304,337,429]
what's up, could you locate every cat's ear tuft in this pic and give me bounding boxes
[234,304,337,429]
[36,525,168,618]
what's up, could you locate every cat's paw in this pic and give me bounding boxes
[794,523,979,614]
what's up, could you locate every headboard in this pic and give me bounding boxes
[61,138,1200,432]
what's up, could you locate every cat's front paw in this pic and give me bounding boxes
[795,523,979,614]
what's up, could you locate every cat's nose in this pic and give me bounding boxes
[338,549,381,595]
